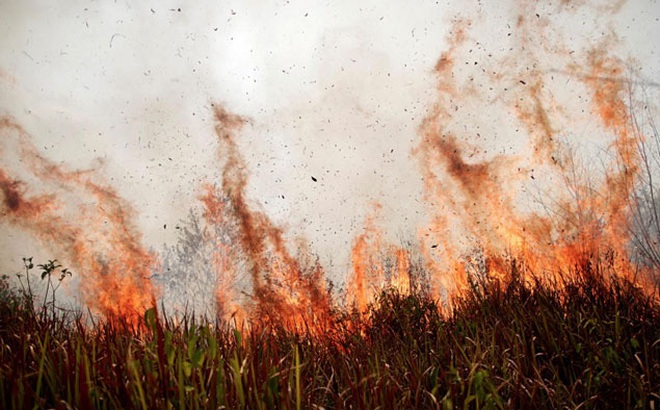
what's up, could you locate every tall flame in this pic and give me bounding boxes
[208,105,333,330]
[0,117,157,323]
[413,2,653,299]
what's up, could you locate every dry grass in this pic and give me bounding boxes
[0,260,658,409]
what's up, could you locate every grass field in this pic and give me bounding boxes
[0,259,658,409]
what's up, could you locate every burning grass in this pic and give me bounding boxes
[1,2,659,408]
[1,260,658,409]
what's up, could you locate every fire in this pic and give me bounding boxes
[0,0,656,327]
[348,205,412,313]
[412,1,654,299]
[0,117,157,324]
[199,184,247,324]
[207,105,333,331]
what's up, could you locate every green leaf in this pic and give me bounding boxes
[191,349,205,367]
[183,361,193,378]
[144,307,157,329]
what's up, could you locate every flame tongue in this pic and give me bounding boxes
[0,118,157,323]
[209,106,333,330]
[413,5,651,297]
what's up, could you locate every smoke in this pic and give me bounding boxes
[0,1,658,320]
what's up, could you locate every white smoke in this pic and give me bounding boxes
[0,0,658,287]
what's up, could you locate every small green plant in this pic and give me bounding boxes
[36,259,72,319]
[13,257,72,319]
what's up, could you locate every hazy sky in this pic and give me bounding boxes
[1,0,659,282]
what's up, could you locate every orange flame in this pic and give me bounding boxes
[413,3,654,300]
[208,105,333,331]
[199,184,247,324]
[0,117,158,323]
[348,205,412,313]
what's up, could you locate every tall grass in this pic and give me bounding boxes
[0,261,658,409]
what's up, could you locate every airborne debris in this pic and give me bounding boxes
[311,176,317,182]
